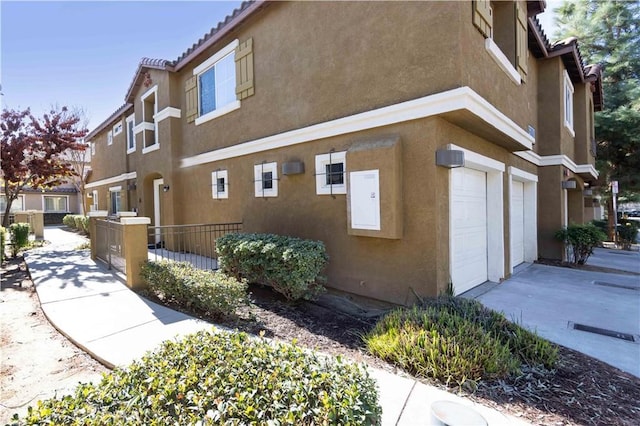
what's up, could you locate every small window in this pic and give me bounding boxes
[315,151,347,195]
[91,190,98,211]
[90,142,96,156]
[109,188,122,214]
[254,162,278,197]
[0,195,25,212]
[141,86,158,151]
[564,70,575,134]
[211,170,229,199]
[43,196,68,212]
[113,122,123,136]
[126,114,135,153]
[107,131,113,146]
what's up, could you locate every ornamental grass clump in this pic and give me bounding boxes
[364,297,557,388]
[10,330,381,425]
[141,261,249,319]
[216,233,328,301]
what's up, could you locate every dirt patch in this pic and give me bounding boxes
[0,257,109,424]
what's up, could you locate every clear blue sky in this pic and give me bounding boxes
[1,0,242,130]
[1,0,559,132]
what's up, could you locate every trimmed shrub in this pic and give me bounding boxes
[365,297,557,388]
[591,219,608,236]
[62,214,76,229]
[73,215,89,235]
[618,219,639,250]
[9,223,30,256]
[141,261,249,319]
[216,233,328,301]
[11,330,381,425]
[0,226,5,263]
[555,223,606,264]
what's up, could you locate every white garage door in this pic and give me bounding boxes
[451,167,488,294]
[510,180,525,267]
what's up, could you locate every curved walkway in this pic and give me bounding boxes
[25,226,530,426]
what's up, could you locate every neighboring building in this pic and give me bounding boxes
[85,0,602,305]
[1,184,82,225]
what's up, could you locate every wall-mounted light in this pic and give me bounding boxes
[562,180,577,190]
[163,185,170,192]
[435,149,465,168]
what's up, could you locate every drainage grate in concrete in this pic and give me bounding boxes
[593,281,639,291]
[572,323,636,342]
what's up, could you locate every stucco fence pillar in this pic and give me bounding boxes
[14,211,44,239]
[88,212,150,290]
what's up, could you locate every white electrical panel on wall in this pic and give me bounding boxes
[349,170,380,230]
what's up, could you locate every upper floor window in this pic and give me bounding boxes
[107,130,113,146]
[126,114,135,154]
[564,70,575,135]
[315,151,347,195]
[109,187,122,214]
[473,0,528,84]
[113,122,123,136]
[254,162,278,198]
[141,86,158,152]
[191,40,241,126]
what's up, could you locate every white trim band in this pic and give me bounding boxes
[86,172,137,189]
[181,87,534,168]
[154,107,182,122]
[515,151,598,179]
[485,38,522,86]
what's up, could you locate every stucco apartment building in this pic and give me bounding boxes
[85,0,602,305]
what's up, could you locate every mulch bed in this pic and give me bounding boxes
[147,283,640,426]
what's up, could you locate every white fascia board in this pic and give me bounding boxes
[86,172,137,189]
[133,122,155,134]
[154,107,182,122]
[447,143,505,172]
[515,151,599,179]
[141,85,158,102]
[181,87,533,168]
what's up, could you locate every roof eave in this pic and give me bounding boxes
[86,103,134,141]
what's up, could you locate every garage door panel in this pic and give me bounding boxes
[510,181,525,267]
[451,168,488,294]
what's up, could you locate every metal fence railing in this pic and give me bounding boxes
[95,219,126,274]
[147,222,242,270]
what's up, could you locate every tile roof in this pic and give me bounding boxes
[85,103,133,141]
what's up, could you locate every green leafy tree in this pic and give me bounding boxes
[555,0,640,237]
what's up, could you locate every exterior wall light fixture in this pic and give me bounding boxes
[163,185,170,192]
[435,149,465,168]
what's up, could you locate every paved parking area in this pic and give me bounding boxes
[477,249,640,377]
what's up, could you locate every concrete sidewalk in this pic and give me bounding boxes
[25,227,528,426]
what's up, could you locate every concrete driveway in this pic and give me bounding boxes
[476,248,640,377]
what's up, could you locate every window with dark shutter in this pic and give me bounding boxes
[235,38,254,100]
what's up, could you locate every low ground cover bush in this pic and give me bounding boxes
[555,223,606,264]
[364,297,557,388]
[216,233,328,301]
[0,226,5,263]
[10,330,381,425]
[141,260,248,319]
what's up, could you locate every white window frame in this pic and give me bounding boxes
[90,142,96,156]
[211,170,229,199]
[42,195,69,213]
[254,162,278,198]
[315,151,347,195]
[141,85,159,153]
[113,122,123,136]
[126,114,136,154]
[563,70,575,136]
[91,190,98,211]
[107,130,113,146]
[109,186,122,214]
[194,39,241,126]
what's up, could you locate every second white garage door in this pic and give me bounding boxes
[451,167,488,294]
[510,180,525,267]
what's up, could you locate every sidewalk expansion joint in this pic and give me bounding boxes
[39,287,130,305]
[86,318,166,343]
[396,380,417,426]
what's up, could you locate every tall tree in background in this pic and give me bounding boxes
[1,107,88,227]
[555,0,640,197]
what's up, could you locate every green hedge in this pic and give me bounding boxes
[216,233,328,301]
[618,219,639,250]
[10,330,381,425]
[9,223,30,256]
[141,261,249,319]
[365,297,557,388]
[0,226,5,263]
[555,223,606,264]
[63,214,89,235]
